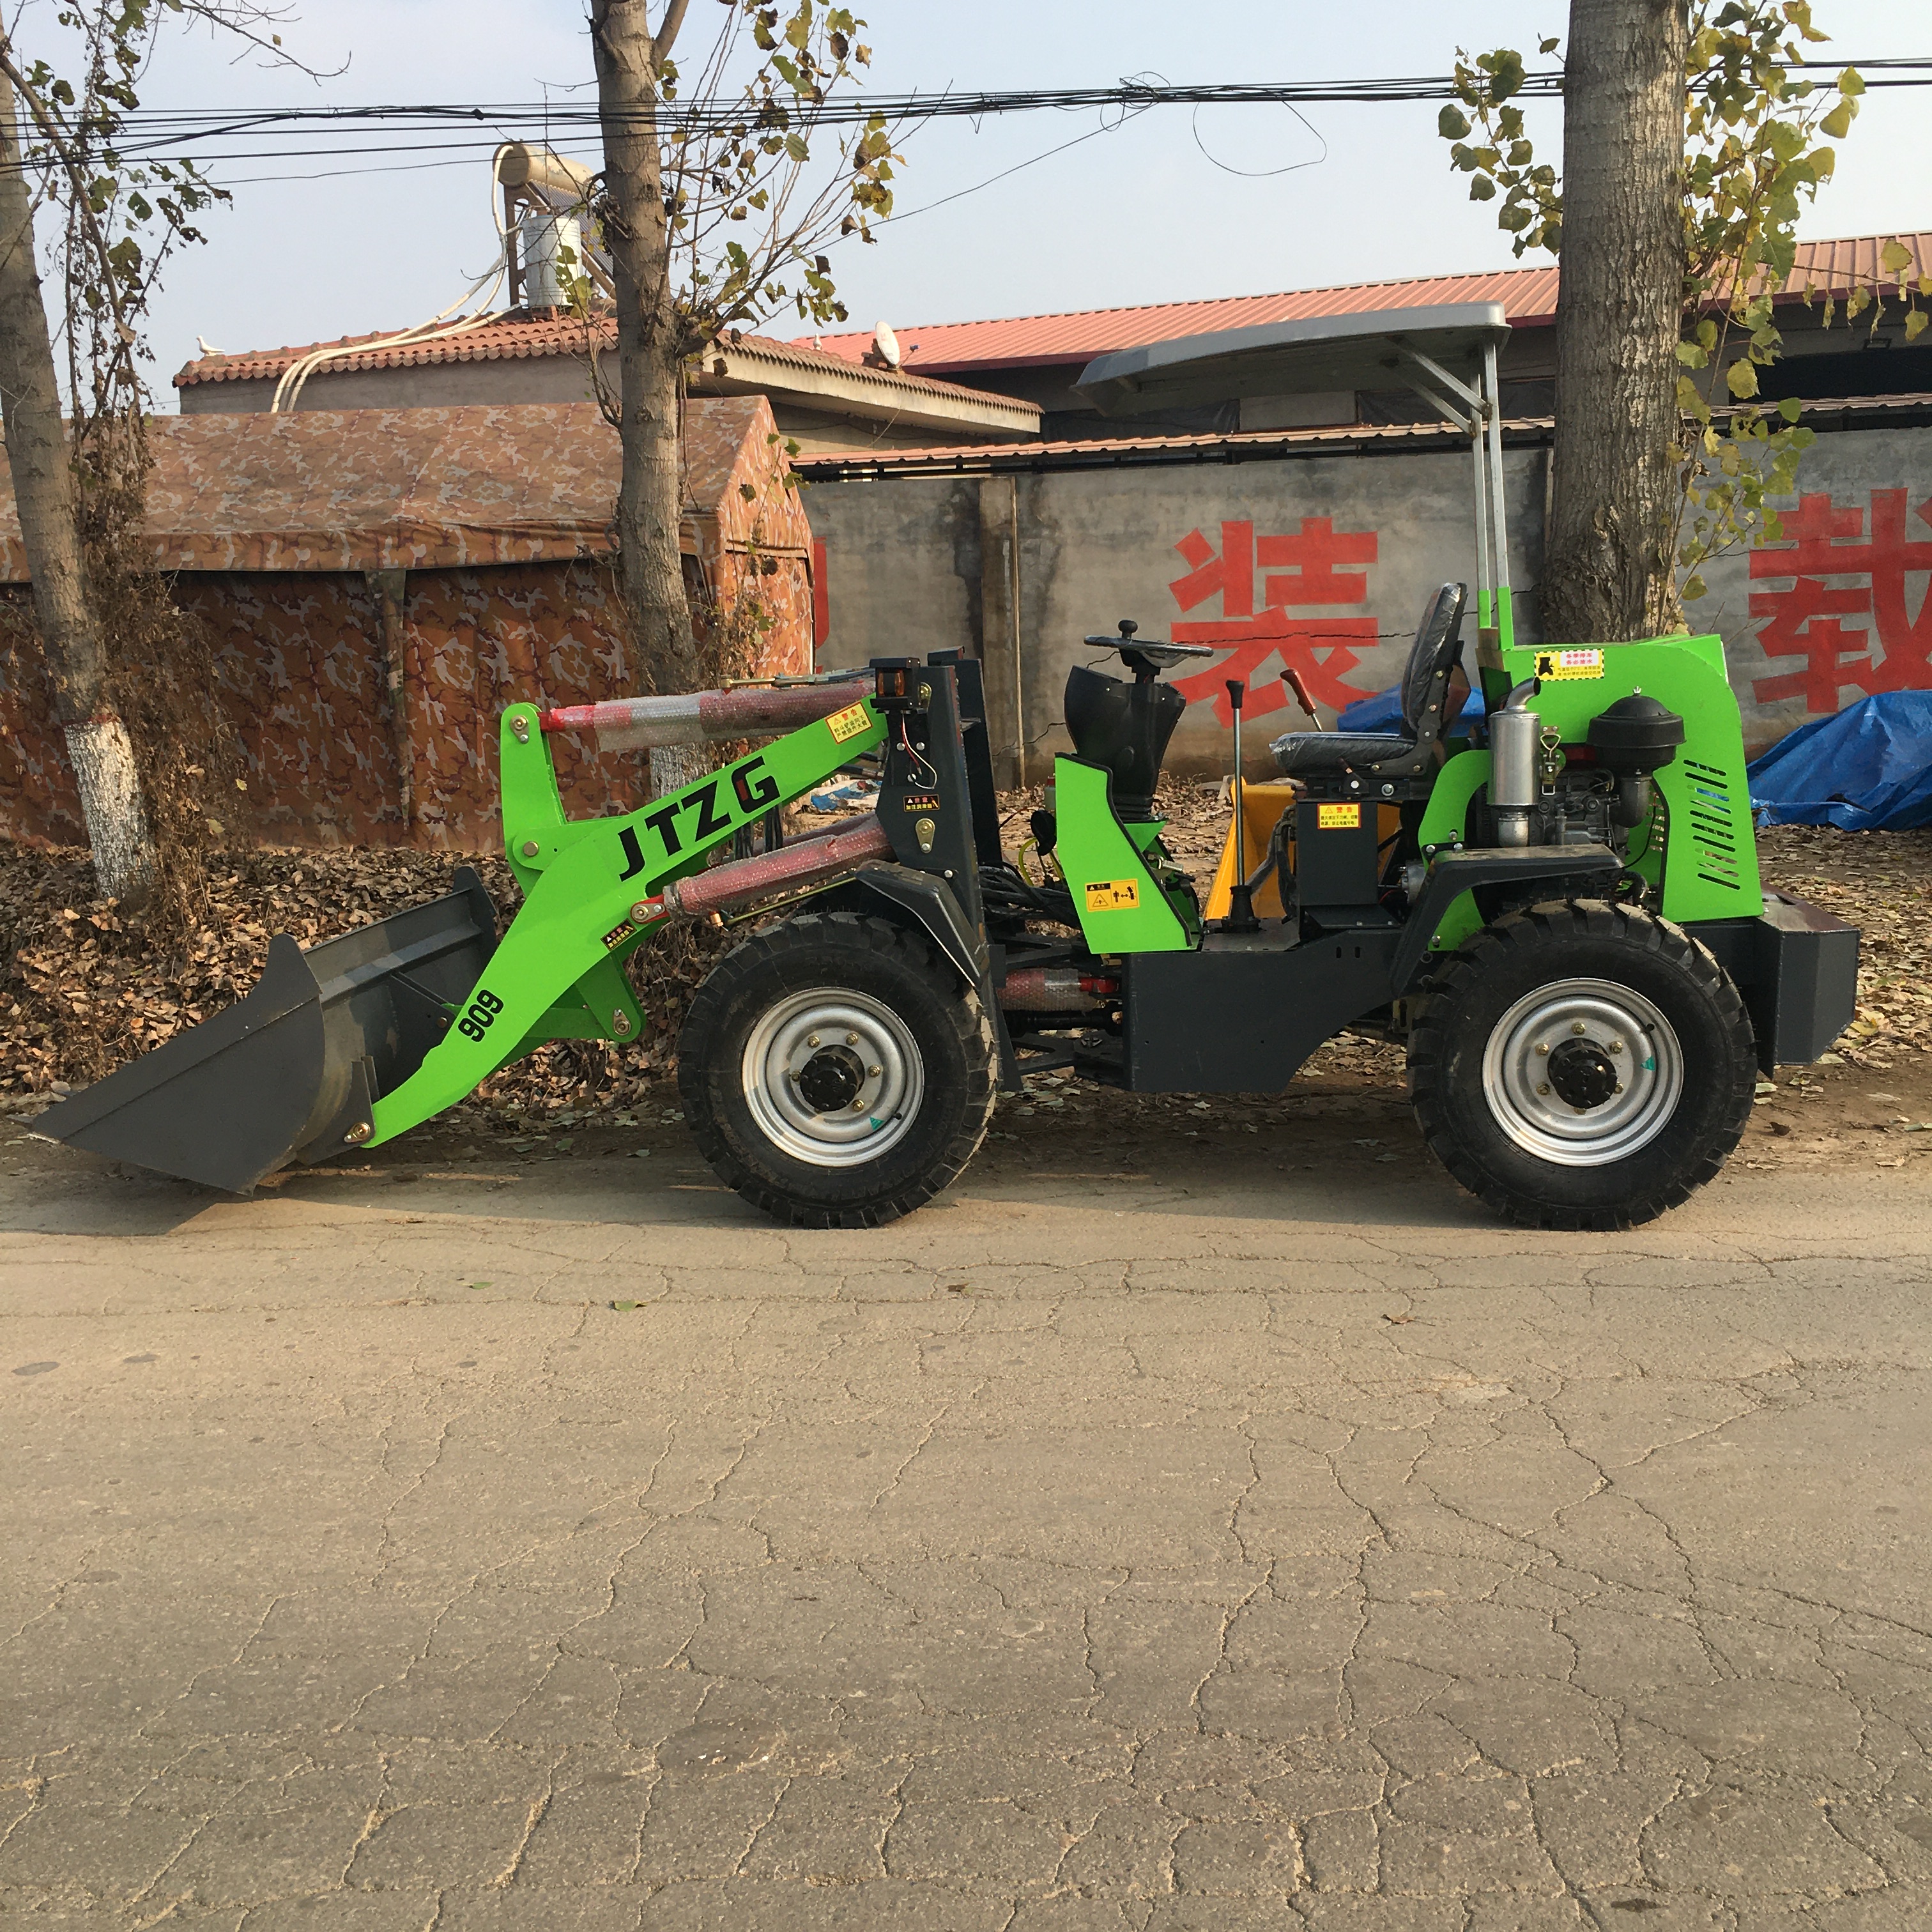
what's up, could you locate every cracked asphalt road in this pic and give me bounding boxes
[3,1128,1930,1931]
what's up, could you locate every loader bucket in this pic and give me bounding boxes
[38,867,498,1194]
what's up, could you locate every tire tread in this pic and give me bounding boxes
[1409,899,1755,1230]
[677,912,996,1229]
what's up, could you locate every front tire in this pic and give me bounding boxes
[1408,900,1756,1230]
[677,912,996,1229]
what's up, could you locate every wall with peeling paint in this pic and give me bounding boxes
[806,422,1932,779]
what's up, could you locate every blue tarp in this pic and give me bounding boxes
[1747,692,1932,831]
[1335,685,1483,733]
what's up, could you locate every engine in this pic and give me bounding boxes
[1480,683,1685,857]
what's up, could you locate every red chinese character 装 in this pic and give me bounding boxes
[1165,517,1380,724]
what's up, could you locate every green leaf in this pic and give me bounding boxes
[1683,574,1708,601]
[1818,100,1853,139]
[1469,176,1496,203]
[1481,47,1527,100]
[1837,66,1865,96]
[1880,238,1913,276]
[1725,358,1760,400]
[1907,309,1930,344]
[1438,104,1471,140]
[1777,395,1803,422]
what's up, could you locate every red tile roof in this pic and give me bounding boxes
[799,231,1931,374]
[171,310,1033,415]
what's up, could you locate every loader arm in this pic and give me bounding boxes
[361,697,887,1151]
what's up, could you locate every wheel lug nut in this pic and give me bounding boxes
[846,1031,859,1044]
[868,1065,881,1077]
[1571,1020,1588,1035]
[1608,1040,1623,1054]
[850,1098,867,1112]
[1537,1082,1551,1095]
[807,1034,820,1048]
[1614,1082,1625,1094]
[1535,1042,1549,1056]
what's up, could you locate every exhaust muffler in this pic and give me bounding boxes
[1488,678,1541,847]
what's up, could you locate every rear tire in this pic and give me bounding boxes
[677,912,996,1229]
[1408,900,1755,1230]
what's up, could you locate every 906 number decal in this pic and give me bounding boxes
[456,986,505,1043]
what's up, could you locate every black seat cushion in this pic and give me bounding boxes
[1272,730,1416,777]
[1269,581,1467,779]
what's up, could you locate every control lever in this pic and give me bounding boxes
[1222,679,1261,934]
[1282,665,1322,726]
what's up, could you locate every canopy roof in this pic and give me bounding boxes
[1074,302,1511,418]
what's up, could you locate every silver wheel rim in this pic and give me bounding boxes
[741,988,924,1168]
[1481,976,1683,1167]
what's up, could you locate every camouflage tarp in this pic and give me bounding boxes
[0,397,814,850]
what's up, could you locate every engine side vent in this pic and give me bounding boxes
[1682,756,1742,891]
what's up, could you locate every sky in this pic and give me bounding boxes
[15,0,1924,402]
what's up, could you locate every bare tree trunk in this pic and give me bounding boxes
[0,59,153,900]
[591,0,703,799]
[1544,0,1689,644]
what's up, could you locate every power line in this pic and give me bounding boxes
[84,59,1932,167]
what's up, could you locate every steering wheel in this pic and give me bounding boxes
[1080,618,1216,684]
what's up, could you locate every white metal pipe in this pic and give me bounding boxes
[1471,424,1492,629]
[1402,346,1485,413]
[1484,339,1513,600]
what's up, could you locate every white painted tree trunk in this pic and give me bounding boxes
[65,714,155,903]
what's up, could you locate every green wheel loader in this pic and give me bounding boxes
[41,308,1859,1229]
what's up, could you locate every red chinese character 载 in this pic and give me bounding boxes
[1862,489,1932,691]
[1749,489,1932,710]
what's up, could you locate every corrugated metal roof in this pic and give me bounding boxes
[171,310,1035,417]
[794,390,1932,481]
[799,231,1931,374]
[797,415,1540,480]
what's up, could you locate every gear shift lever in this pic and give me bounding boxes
[1222,679,1261,933]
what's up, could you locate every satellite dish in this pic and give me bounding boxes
[871,321,901,369]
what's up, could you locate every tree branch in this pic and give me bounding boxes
[652,0,691,70]
[0,38,132,340]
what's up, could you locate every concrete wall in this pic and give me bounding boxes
[808,422,1932,777]
[1691,424,1932,753]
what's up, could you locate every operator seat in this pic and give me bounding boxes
[1269,582,1468,781]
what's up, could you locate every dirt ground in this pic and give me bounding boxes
[3,796,1928,1195]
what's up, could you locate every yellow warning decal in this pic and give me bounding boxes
[1316,802,1362,829]
[1084,878,1141,912]
[825,700,873,743]
[1535,648,1606,680]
